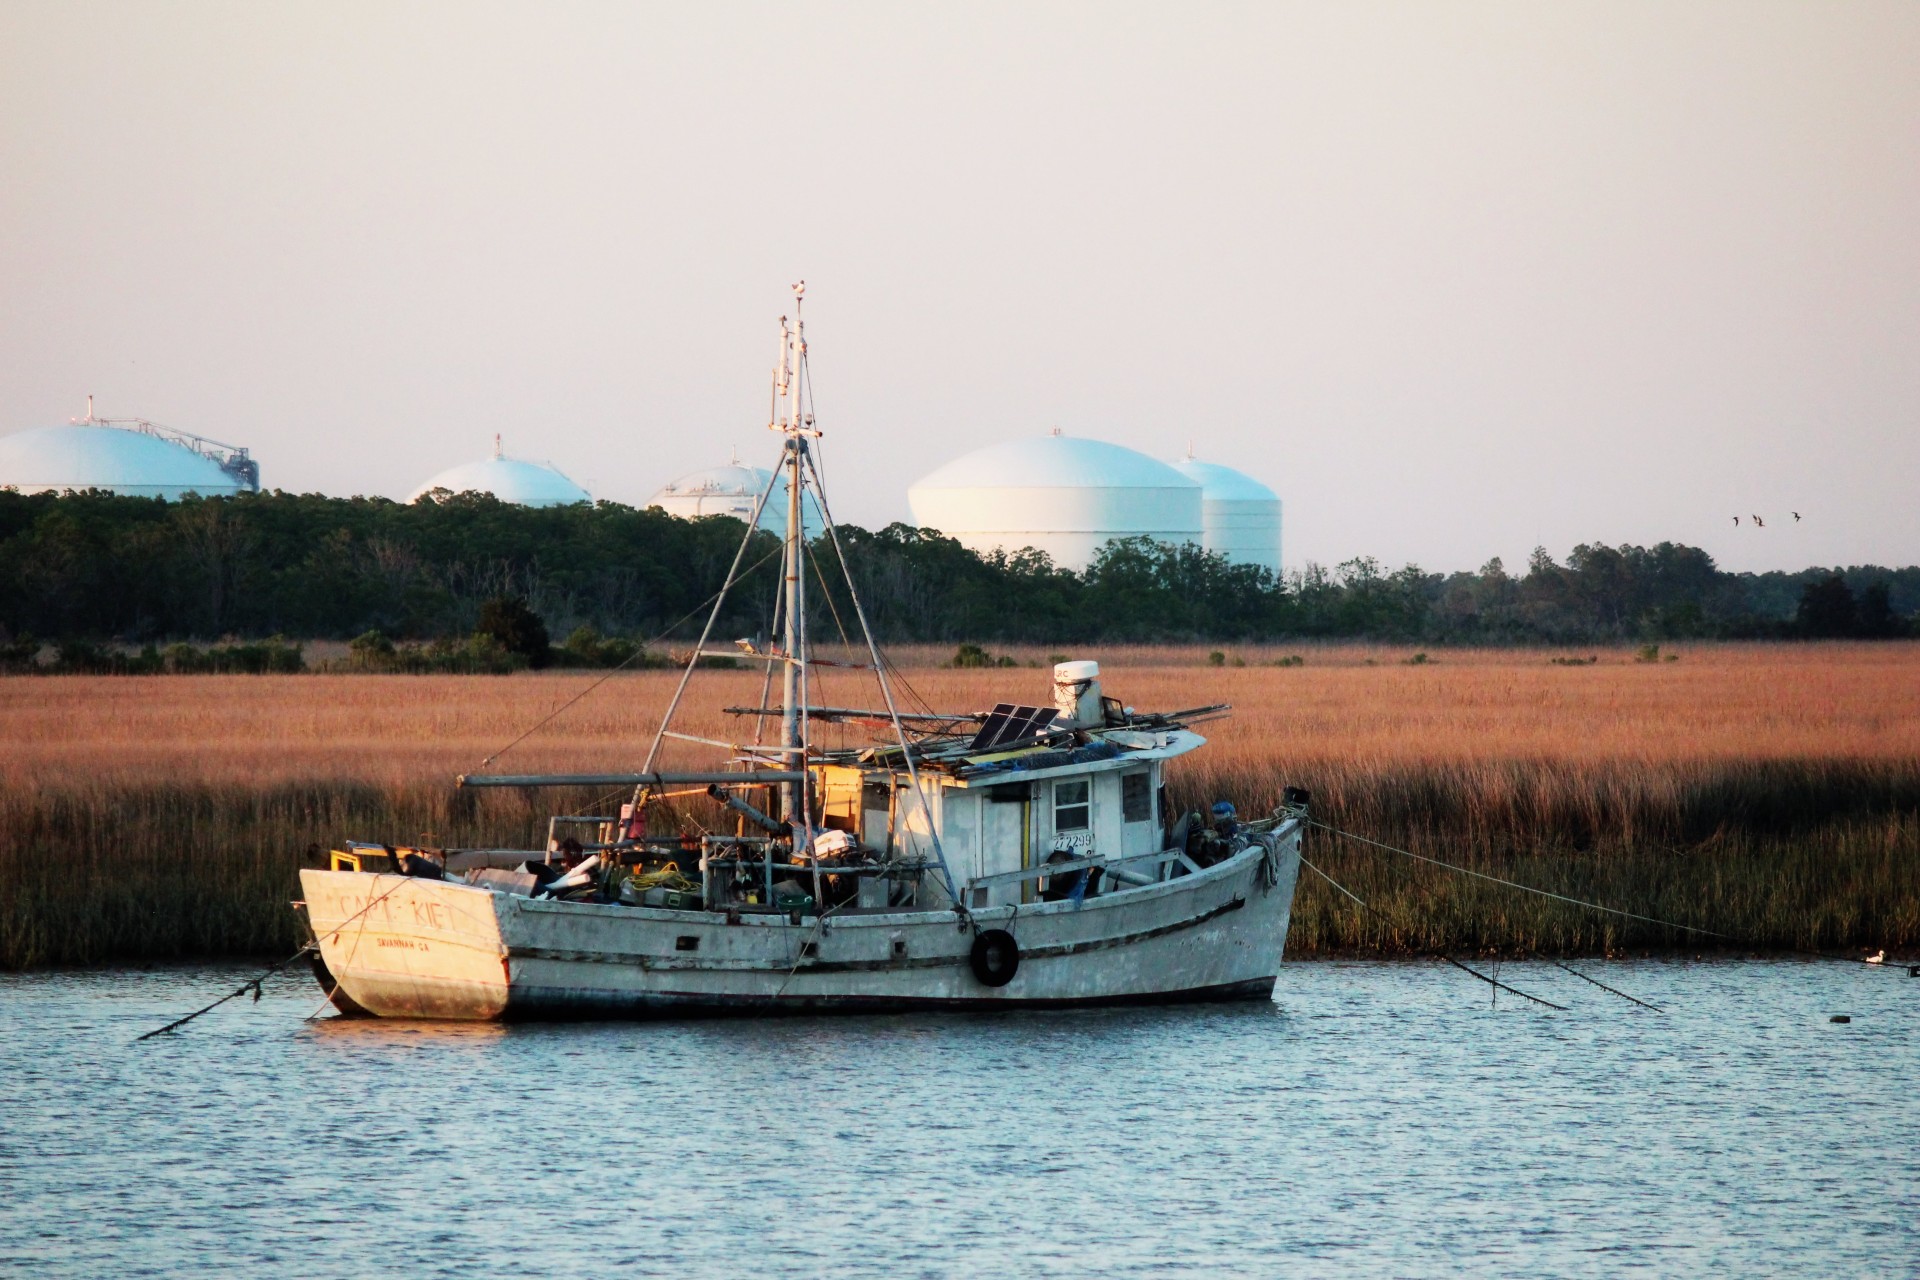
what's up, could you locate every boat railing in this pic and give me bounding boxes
[962,846,1207,898]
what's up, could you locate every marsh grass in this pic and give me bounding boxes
[1176,759,1920,956]
[0,781,620,969]
[3,643,1917,966]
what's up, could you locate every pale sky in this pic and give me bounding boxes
[3,1,1916,575]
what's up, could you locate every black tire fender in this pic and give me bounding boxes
[970,929,1020,987]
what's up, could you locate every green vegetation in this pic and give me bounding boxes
[1,635,308,675]
[1,490,1916,651]
[476,595,551,668]
[950,642,1018,668]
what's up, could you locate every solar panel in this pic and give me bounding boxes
[969,703,1058,752]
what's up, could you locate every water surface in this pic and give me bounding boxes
[2,959,1913,1277]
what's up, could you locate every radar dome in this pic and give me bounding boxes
[906,432,1202,571]
[0,421,257,500]
[648,456,823,536]
[408,439,591,507]
[1169,454,1282,574]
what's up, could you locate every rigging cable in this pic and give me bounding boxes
[476,540,785,770]
[801,444,965,915]
[640,464,787,775]
[806,435,945,723]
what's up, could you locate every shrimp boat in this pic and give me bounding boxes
[297,286,1306,1019]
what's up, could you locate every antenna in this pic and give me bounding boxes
[635,286,965,913]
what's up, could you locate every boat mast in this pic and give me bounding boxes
[774,283,814,826]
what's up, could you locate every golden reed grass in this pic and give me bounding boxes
[2,642,1916,966]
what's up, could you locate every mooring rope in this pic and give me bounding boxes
[135,944,315,1042]
[1547,958,1664,1012]
[1441,955,1568,1011]
[1310,820,1725,938]
[141,866,428,1038]
[1298,850,1366,907]
[1307,824,1678,1008]
[1313,819,1909,978]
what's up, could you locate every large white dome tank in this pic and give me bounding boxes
[0,421,255,500]
[1169,453,1282,574]
[907,432,1202,572]
[647,455,823,537]
[408,438,591,507]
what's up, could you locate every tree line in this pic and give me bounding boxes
[0,489,1913,656]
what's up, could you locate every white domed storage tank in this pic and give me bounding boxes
[907,432,1203,572]
[0,421,257,500]
[647,456,823,537]
[408,439,591,507]
[1169,454,1282,574]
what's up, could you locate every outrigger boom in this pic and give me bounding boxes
[457,771,806,789]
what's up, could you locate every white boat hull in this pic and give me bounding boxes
[299,823,1302,1020]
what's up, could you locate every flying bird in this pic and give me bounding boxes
[1793,511,1802,522]
[1753,514,1765,527]
[1733,516,1740,526]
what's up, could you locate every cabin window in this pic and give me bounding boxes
[1122,772,1152,823]
[1054,780,1090,831]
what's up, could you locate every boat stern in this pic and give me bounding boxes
[299,869,512,1020]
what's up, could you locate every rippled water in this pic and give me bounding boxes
[2,959,1914,1277]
